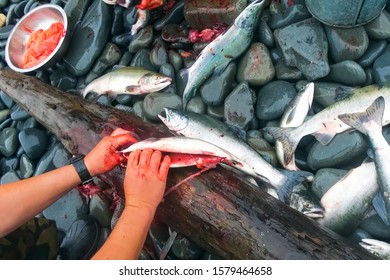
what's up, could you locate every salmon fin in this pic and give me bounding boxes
[276,169,313,203]
[334,86,354,102]
[285,104,299,126]
[373,193,390,226]
[125,85,141,94]
[263,127,299,167]
[313,131,336,145]
[338,96,385,135]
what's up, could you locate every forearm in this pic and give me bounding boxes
[92,206,155,260]
[0,164,82,237]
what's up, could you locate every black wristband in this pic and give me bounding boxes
[70,156,93,185]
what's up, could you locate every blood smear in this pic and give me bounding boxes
[23,22,65,69]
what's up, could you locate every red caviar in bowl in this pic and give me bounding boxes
[23,21,65,69]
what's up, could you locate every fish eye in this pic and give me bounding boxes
[304,202,312,208]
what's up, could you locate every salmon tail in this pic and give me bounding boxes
[263,127,301,167]
[276,170,314,203]
[338,96,385,135]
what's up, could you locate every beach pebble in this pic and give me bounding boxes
[18,128,48,160]
[186,96,206,114]
[256,80,296,121]
[0,127,19,157]
[19,153,34,179]
[269,4,311,30]
[128,25,154,54]
[143,93,182,121]
[236,42,275,86]
[307,131,368,170]
[0,170,20,184]
[373,52,390,85]
[130,49,157,71]
[364,10,390,40]
[154,0,184,31]
[313,82,353,107]
[326,60,367,86]
[311,168,348,199]
[357,40,387,68]
[360,214,390,240]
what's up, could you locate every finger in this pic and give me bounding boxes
[111,133,138,149]
[159,155,171,178]
[128,150,142,167]
[149,150,163,172]
[111,128,130,136]
[139,149,153,167]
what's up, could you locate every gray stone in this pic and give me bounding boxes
[256,19,274,48]
[130,49,156,72]
[1,170,20,184]
[0,108,10,123]
[115,94,132,105]
[89,193,112,228]
[307,131,368,170]
[168,49,183,73]
[0,127,19,157]
[112,32,133,47]
[64,0,91,34]
[10,105,29,121]
[159,63,176,95]
[143,93,182,121]
[43,188,88,232]
[325,25,369,62]
[207,105,224,120]
[128,25,154,54]
[64,1,113,76]
[118,51,132,66]
[186,96,206,114]
[154,0,184,31]
[34,142,63,176]
[50,70,78,92]
[123,6,137,32]
[236,43,275,86]
[0,91,14,108]
[326,60,367,86]
[269,4,311,30]
[0,156,18,173]
[0,24,13,40]
[132,101,146,120]
[311,168,348,199]
[364,10,390,40]
[0,0,8,8]
[224,82,255,131]
[274,18,329,81]
[19,153,34,179]
[200,62,237,106]
[18,128,48,160]
[373,52,390,85]
[111,5,124,36]
[360,214,390,240]
[256,80,296,121]
[357,40,387,68]
[275,60,302,80]
[52,147,72,169]
[150,40,168,69]
[348,228,373,243]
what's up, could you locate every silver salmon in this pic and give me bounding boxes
[338,96,390,225]
[360,239,390,260]
[81,67,171,98]
[264,84,390,168]
[181,0,268,108]
[159,108,312,202]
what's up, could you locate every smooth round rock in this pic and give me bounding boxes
[143,93,182,121]
[130,49,156,72]
[326,60,367,86]
[10,105,30,121]
[186,96,206,114]
[207,105,224,120]
[373,52,390,85]
[1,170,20,184]
[18,128,48,160]
[311,168,348,199]
[364,10,390,40]
[256,80,296,121]
[0,127,19,157]
[348,228,373,243]
[360,214,390,239]
[128,25,154,53]
[307,131,368,170]
[313,82,353,107]
[0,91,14,108]
[19,153,34,179]
[357,40,387,68]
[0,108,10,123]
[149,40,168,69]
[0,156,18,173]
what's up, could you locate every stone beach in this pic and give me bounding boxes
[1,0,390,259]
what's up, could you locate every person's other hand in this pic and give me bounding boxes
[124,149,171,212]
[84,128,137,176]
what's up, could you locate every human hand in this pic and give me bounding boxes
[124,149,171,212]
[84,128,137,176]
[136,0,164,10]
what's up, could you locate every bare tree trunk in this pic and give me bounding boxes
[0,69,378,259]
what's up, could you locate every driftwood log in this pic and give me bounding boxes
[0,69,378,259]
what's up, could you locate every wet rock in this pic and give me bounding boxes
[0,108,10,123]
[274,18,329,81]
[128,25,154,54]
[85,43,122,84]
[186,96,206,114]
[64,0,90,34]
[0,156,18,173]
[0,118,12,131]
[0,127,19,157]
[0,0,8,8]
[161,24,190,44]
[34,142,64,176]
[0,24,13,40]
[0,91,14,108]
[269,4,311,30]
[256,80,296,121]
[116,94,132,105]
[357,40,387,68]
[237,42,275,86]
[132,100,146,120]
[52,146,72,169]
[159,63,176,95]
[14,0,27,18]
[130,49,156,72]
[143,93,182,121]
[207,104,224,120]
[313,82,353,107]
[154,0,185,31]
[19,153,34,179]
[123,6,137,32]
[200,62,237,106]
[348,228,373,243]
[50,69,78,92]
[89,193,112,228]
[10,104,29,121]
[360,214,390,240]
[64,1,113,76]
[0,13,5,28]
[326,60,367,86]
[111,5,124,36]
[96,95,111,106]
[311,168,348,199]
[364,10,390,40]
[168,49,183,73]
[184,0,246,29]
[43,188,88,232]
[307,131,368,170]
[18,128,48,160]
[275,60,302,80]
[364,68,374,86]
[150,40,169,69]
[1,170,20,184]
[224,82,255,131]
[115,104,133,113]
[247,131,278,166]
[171,234,203,259]
[112,32,133,47]
[325,25,369,62]
[256,18,274,48]
[373,52,390,85]
[118,51,132,66]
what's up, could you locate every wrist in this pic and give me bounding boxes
[70,156,94,184]
[123,204,157,221]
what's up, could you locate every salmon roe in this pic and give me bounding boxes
[23,22,65,69]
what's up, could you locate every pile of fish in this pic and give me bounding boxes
[2,0,390,259]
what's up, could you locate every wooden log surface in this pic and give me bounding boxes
[0,69,378,259]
